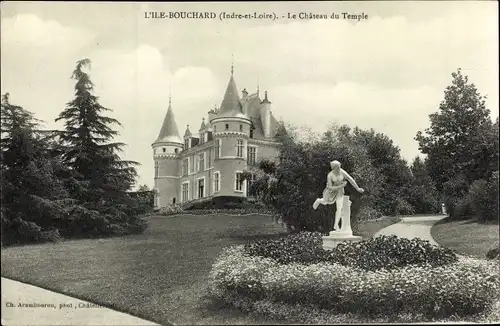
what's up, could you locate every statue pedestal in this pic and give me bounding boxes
[322,196,362,250]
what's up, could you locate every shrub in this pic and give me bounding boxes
[244,232,458,271]
[356,206,383,221]
[208,245,500,320]
[394,198,416,216]
[470,172,499,222]
[443,174,473,220]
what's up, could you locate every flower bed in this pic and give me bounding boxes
[155,204,276,217]
[208,233,500,322]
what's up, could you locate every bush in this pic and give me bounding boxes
[443,174,473,220]
[470,172,499,222]
[244,232,458,271]
[156,205,276,217]
[356,206,383,221]
[208,246,500,320]
[394,198,416,216]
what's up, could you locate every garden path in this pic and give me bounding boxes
[373,215,446,246]
[1,278,161,326]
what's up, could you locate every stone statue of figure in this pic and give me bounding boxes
[313,160,364,231]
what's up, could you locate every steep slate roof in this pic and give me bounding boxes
[155,100,182,144]
[217,74,246,119]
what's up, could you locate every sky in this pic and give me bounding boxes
[1,1,498,190]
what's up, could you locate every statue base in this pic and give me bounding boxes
[322,231,362,250]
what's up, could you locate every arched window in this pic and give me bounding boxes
[173,197,176,204]
[174,148,179,154]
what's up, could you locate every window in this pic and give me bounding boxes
[182,159,188,176]
[214,126,216,132]
[163,148,166,153]
[237,139,244,157]
[250,128,254,138]
[247,146,256,165]
[174,148,179,154]
[199,153,205,171]
[239,125,243,132]
[198,178,205,198]
[173,197,176,204]
[214,172,220,192]
[235,172,244,191]
[215,139,220,159]
[207,149,212,168]
[182,183,189,202]
[154,161,159,178]
[225,124,229,131]
[190,156,195,173]
[200,133,204,144]
[184,139,189,150]
[246,174,257,196]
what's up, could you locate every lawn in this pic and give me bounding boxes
[431,217,499,258]
[1,214,400,325]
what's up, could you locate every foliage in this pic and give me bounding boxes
[415,68,497,191]
[443,174,472,220]
[209,245,499,320]
[407,156,441,214]
[251,123,384,233]
[54,59,146,237]
[1,94,73,245]
[244,232,457,271]
[355,206,384,221]
[469,172,499,222]
[351,127,414,216]
[156,203,276,217]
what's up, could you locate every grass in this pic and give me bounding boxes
[431,216,499,258]
[1,214,400,325]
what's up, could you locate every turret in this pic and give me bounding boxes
[199,118,207,144]
[152,94,183,207]
[260,90,272,138]
[183,124,192,150]
[211,65,252,197]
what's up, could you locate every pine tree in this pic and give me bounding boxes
[55,59,145,236]
[1,93,69,245]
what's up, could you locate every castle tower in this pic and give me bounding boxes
[210,65,252,197]
[152,95,183,207]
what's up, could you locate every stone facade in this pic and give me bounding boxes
[151,70,281,208]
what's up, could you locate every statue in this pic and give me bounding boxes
[313,160,364,231]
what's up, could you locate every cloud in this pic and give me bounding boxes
[1,14,94,54]
[1,2,497,190]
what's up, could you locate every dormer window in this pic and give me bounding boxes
[225,124,229,131]
[184,139,189,150]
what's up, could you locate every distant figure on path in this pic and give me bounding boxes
[313,160,365,231]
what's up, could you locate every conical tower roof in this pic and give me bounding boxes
[199,118,206,131]
[155,98,182,144]
[217,73,246,119]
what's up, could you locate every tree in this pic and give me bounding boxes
[407,156,441,214]
[351,127,414,215]
[138,184,150,192]
[415,68,495,191]
[1,94,70,245]
[251,123,384,233]
[55,59,145,236]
